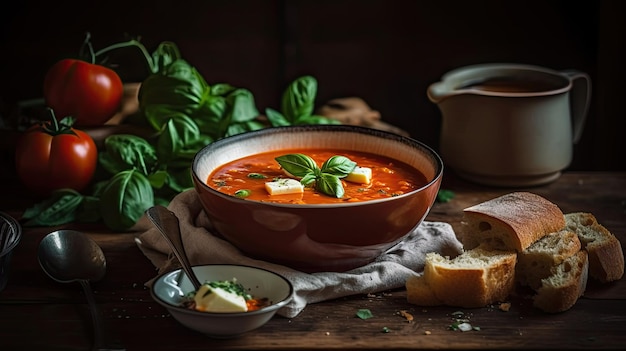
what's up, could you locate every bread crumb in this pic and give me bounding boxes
[499,302,511,311]
[424,330,432,335]
[398,310,414,322]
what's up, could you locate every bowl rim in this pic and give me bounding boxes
[0,211,22,255]
[150,264,294,317]
[191,125,444,208]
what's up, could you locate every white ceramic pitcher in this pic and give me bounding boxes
[428,63,591,187]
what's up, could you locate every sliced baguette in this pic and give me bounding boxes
[516,230,582,289]
[533,250,589,313]
[461,192,566,252]
[406,194,612,314]
[564,212,625,282]
[405,274,442,307]
[406,245,517,308]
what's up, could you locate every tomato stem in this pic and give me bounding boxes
[41,108,77,136]
[78,32,182,76]
[79,32,97,65]
[95,38,157,73]
[84,32,159,74]
[49,108,60,130]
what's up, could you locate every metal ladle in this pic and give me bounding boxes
[145,205,202,290]
[37,229,125,351]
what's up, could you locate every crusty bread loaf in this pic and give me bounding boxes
[461,192,565,252]
[564,212,624,283]
[407,193,615,314]
[516,230,582,289]
[406,245,517,308]
[533,250,589,313]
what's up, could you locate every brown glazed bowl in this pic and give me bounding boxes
[191,125,443,272]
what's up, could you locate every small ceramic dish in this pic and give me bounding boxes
[150,264,294,338]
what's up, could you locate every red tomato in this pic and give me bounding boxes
[15,120,98,196]
[43,59,123,126]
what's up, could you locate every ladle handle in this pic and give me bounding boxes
[145,206,202,290]
[80,280,125,351]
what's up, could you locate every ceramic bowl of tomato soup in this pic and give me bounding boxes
[191,125,443,272]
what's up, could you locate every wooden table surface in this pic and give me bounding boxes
[1,170,625,350]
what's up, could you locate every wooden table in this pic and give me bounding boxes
[1,171,625,350]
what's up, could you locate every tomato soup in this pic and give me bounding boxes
[207,149,428,204]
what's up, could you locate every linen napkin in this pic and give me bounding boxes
[136,190,463,318]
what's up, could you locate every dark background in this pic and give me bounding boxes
[1,0,624,171]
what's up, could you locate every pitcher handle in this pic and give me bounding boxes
[560,69,591,144]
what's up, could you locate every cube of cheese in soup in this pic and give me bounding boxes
[345,166,372,184]
[265,179,305,195]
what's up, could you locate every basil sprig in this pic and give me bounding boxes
[276,154,357,198]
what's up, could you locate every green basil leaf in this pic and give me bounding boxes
[210,83,237,96]
[275,154,318,177]
[165,166,195,192]
[224,124,248,137]
[225,89,259,123]
[225,119,266,138]
[99,134,158,175]
[234,189,252,198]
[138,59,208,131]
[295,115,341,125]
[300,173,317,186]
[356,309,374,320]
[21,189,84,226]
[265,108,290,127]
[150,41,182,73]
[195,88,261,140]
[156,115,201,164]
[321,155,357,178]
[141,105,180,131]
[90,180,109,197]
[248,173,267,179]
[197,95,227,128]
[99,170,154,231]
[316,173,344,198]
[148,170,169,189]
[436,189,455,203]
[281,75,317,122]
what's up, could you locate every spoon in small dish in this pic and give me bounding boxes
[37,229,125,351]
[145,205,202,291]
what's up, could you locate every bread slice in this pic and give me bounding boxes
[564,212,624,282]
[516,230,582,289]
[533,250,589,313]
[460,192,565,252]
[405,274,442,306]
[406,245,517,308]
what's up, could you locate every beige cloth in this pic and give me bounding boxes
[136,190,463,318]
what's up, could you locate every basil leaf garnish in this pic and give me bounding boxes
[317,173,345,198]
[234,189,252,198]
[275,153,357,198]
[300,172,318,186]
[275,154,318,177]
[247,173,267,179]
[321,155,357,178]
